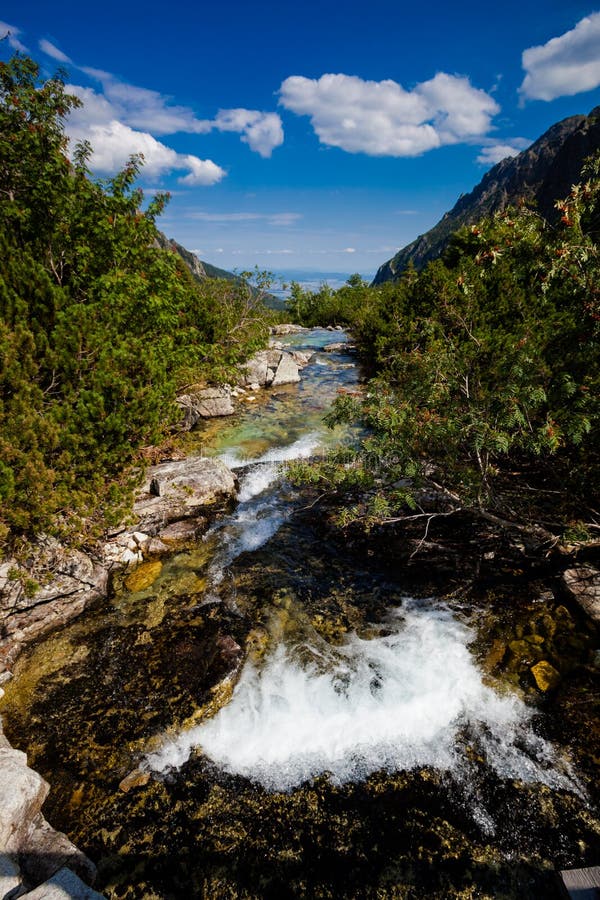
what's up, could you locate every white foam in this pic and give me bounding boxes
[237,464,280,503]
[220,432,322,471]
[146,601,581,795]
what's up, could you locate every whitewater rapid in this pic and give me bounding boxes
[147,596,580,797]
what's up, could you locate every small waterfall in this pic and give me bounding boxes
[202,433,323,601]
[146,599,582,799]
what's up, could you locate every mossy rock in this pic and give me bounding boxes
[530,660,561,692]
[524,633,545,646]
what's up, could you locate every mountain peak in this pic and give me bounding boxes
[372,107,600,285]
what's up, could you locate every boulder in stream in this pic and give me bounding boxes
[0,724,100,897]
[239,349,303,388]
[269,324,307,335]
[176,386,234,427]
[133,457,238,534]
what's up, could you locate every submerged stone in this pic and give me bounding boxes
[124,561,163,593]
[118,770,151,793]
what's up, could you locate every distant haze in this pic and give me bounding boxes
[267,270,374,300]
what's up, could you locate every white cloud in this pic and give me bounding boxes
[77,69,283,156]
[343,247,356,253]
[0,20,28,52]
[39,38,71,63]
[476,137,531,166]
[520,13,600,101]
[66,115,225,185]
[80,67,212,135]
[213,108,284,157]
[279,72,499,156]
[178,155,226,186]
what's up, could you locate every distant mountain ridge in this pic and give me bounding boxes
[372,106,600,285]
[155,232,284,309]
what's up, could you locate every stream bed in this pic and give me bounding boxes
[1,329,599,898]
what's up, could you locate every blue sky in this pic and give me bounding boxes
[2,1,600,283]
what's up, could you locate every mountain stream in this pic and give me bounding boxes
[1,329,598,898]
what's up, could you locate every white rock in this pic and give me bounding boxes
[0,748,49,851]
[272,353,300,386]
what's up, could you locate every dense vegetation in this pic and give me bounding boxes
[0,56,272,543]
[289,156,600,549]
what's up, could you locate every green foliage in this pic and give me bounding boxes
[285,274,371,326]
[0,55,271,542]
[299,156,600,535]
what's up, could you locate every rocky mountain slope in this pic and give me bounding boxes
[156,233,284,309]
[372,106,600,285]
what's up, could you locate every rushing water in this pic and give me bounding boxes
[147,598,581,799]
[1,328,598,899]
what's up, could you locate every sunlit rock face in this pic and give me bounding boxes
[373,106,600,284]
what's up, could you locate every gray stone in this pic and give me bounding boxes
[289,350,314,368]
[323,341,355,353]
[270,324,306,335]
[562,565,600,623]
[240,349,302,387]
[20,817,96,887]
[20,867,105,899]
[240,354,269,387]
[176,387,234,428]
[145,538,170,555]
[133,457,237,533]
[272,353,301,386]
[158,519,207,545]
[0,748,48,851]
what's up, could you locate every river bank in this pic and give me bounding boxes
[0,328,598,899]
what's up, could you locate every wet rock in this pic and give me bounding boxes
[20,867,105,899]
[323,341,355,353]
[124,560,163,593]
[158,519,207,546]
[133,457,237,534]
[531,660,561,691]
[119,770,151,793]
[176,386,235,428]
[215,634,242,666]
[482,639,507,672]
[562,565,600,623]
